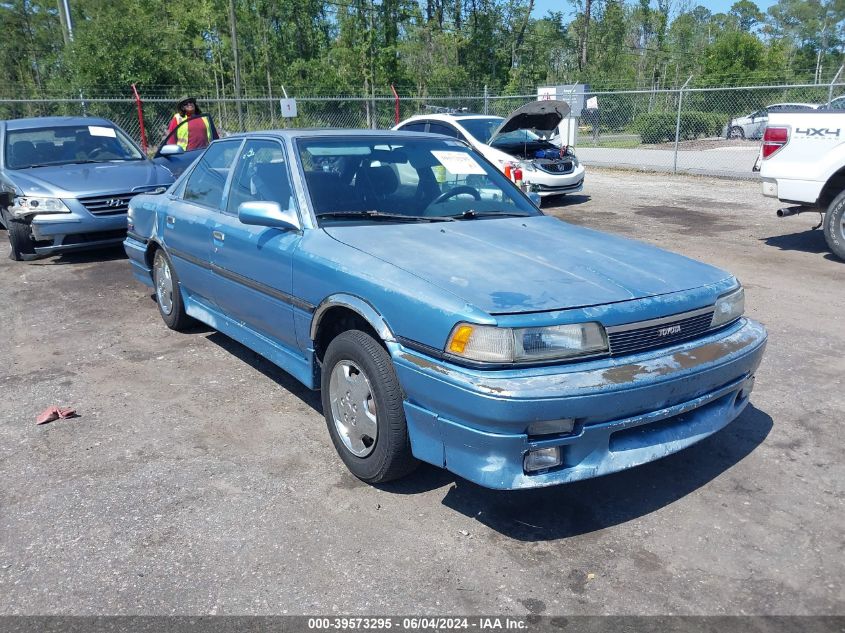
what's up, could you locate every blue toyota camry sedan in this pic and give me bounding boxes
[124,130,767,490]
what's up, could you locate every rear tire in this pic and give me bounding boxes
[824,191,845,261]
[152,248,194,330]
[321,330,418,484]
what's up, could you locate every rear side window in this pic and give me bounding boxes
[428,123,459,138]
[183,140,240,209]
[398,122,427,133]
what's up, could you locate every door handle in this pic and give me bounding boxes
[165,215,175,225]
[212,231,225,241]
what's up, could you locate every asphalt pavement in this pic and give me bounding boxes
[0,169,842,616]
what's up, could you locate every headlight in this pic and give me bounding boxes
[13,196,71,218]
[520,161,537,172]
[446,322,608,363]
[711,286,744,328]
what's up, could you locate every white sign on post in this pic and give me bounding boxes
[537,86,556,101]
[279,98,298,118]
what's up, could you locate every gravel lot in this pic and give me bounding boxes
[0,169,842,616]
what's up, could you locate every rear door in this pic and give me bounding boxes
[162,139,242,306]
[209,138,303,353]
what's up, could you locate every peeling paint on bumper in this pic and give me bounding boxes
[392,318,767,490]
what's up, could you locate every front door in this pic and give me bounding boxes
[209,138,303,353]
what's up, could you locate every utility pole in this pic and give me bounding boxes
[228,0,244,132]
[57,0,73,45]
[57,0,86,115]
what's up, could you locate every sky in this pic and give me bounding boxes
[530,0,779,20]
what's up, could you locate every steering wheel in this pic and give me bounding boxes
[431,185,481,205]
[88,147,106,159]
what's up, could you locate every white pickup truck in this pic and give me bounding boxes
[759,109,845,260]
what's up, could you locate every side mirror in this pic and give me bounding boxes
[238,201,300,231]
[528,192,542,208]
[159,144,184,156]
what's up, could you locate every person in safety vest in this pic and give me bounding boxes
[167,96,218,151]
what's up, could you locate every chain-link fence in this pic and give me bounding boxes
[3,81,844,179]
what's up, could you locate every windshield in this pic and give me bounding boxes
[297,137,540,224]
[458,118,504,144]
[4,124,144,169]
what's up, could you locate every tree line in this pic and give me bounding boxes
[1,0,843,102]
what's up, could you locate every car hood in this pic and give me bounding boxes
[7,161,173,198]
[324,216,731,314]
[490,100,570,143]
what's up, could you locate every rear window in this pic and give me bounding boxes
[4,124,143,169]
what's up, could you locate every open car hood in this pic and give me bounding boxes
[490,100,570,143]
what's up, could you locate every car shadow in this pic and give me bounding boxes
[381,404,772,542]
[199,327,772,541]
[543,194,591,209]
[41,245,128,265]
[760,228,834,256]
[204,331,322,412]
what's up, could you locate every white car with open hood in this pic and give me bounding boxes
[393,100,584,199]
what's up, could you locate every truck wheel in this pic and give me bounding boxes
[3,211,36,261]
[728,126,745,140]
[824,191,845,261]
[321,330,418,484]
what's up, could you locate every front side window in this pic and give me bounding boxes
[182,140,241,209]
[4,124,143,169]
[297,137,540,223]
[226,139,294,214]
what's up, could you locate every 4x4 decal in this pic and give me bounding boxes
[795,127,841,137]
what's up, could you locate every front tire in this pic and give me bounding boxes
[824,191,845,261]
[4,211,36,261]
[152,248,194,330]
[321,330,418,484]
[728,126,745,140]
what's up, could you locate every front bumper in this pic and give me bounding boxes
[23,199,128,255]
[524,164,585,196]
[391,318,767,489]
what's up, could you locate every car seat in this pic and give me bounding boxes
[252,162,292,207]
[10,141,38,168]
[355,164,399,209]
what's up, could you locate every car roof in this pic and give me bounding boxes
[2,116,116,131]
[766,103,818,108]
[224,128,461,140]
[400,113,502,123]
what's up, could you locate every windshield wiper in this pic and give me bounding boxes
[64,159,132,165]
[448,210,533,220]
[317,210,455,223]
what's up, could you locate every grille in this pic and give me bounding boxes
[79,192,136,216]
[607,308,715,357]
[538,161,574,175]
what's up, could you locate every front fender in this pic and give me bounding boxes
[310,294,395,342]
